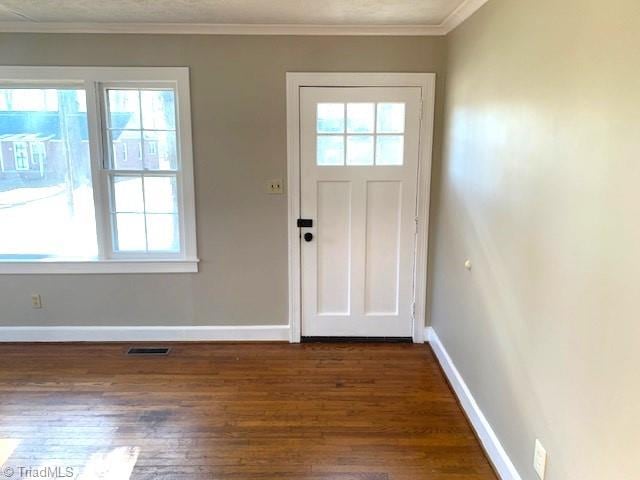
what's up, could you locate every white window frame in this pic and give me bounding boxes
[114,141,128,164]
[146,140,158,155]
[13,141,29,170]
[0,67,198,274]
[30,141,46,164]
[30,141,46,177]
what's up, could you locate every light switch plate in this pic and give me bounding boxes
[31,294,42,309]
[267,179,284,194]
[533,439,547,479]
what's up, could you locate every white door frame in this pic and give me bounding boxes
[286,72,435,344]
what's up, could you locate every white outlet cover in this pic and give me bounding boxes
[533,439,547,479]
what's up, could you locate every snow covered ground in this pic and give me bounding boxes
[0,176,178,257]
[0,183,98,257]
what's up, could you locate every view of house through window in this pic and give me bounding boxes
[105,88,180,253]
[0,68,196,271]
[0,88,98,258]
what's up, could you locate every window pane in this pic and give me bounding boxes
[317,135,344,166]
[113,176,144,213]
[141,90,176,130]
[0,88,62,111]
[144,176,177,213]
[347,103,374,133]
[110,130,142,170]
[376,136,404,166]
[146,214,179,252]
[346,135,374,166]
[115,213,146,251]
[143,131,177,170]
[107,89,140,129]
[376,103,405,133]
[0,88,97,258]
[317,103,344,133]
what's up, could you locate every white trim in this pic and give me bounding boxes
[0,259,199,274]
[0,22,448,36]
[0,66,198,273]
[0,325,289,342]
[286,73,435,344]
[0,1,490,38]
[426,327,523,480]
[440,0,490,33]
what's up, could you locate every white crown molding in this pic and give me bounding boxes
[0,0,488,36]
[0,21,448,36]
[439,0,490,33]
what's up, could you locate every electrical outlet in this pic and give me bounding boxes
[31,294,42,309]
[267,179,284,194]
[533,439,547,479]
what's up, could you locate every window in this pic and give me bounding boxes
[146,140,158,155]
[0,67,197,273]
[316,102,406,166]
[13,142,29,170]
[30,142,46,164]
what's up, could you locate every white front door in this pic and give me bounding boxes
[300,87,422,337]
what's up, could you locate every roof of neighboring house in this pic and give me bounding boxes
[0,133,56,142]
[0,111,132,141]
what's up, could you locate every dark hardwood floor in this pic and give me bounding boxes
[0,342,497,479]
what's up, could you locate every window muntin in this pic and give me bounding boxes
[316,102,406,166]
[0,68,197,272]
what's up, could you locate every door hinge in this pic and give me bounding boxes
[411,302,416,318]
[419,99,424,121]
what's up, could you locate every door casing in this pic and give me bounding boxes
[286,73,435,343]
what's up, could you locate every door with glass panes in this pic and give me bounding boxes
[300,87,422,337]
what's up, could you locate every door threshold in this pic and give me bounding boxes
[301,336,412,343]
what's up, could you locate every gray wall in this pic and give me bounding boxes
[432,0,640,478]
[0,34,445,326]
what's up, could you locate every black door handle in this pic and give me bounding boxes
[304,232,314,242]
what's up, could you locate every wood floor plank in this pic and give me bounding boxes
[0,342,496,479]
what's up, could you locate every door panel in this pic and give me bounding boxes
[365,181,402,316]
[300,87,422,337]
[317,181,351,315]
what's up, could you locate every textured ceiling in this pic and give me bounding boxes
[0,0,465,25]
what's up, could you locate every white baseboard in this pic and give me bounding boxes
[426,327,522,480]
[0,325,290,342]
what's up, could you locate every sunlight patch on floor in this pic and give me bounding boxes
[0,439,20,466]
[77,447,140,480]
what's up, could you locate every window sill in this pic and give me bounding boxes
[0,259,199,274]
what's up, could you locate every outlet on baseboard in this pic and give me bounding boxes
[533,439,547,479]
[31,294,42,309]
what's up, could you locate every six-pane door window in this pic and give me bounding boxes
[316,102,406,166]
